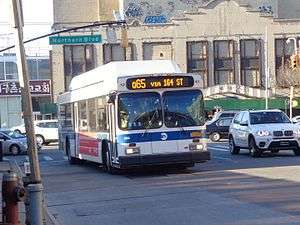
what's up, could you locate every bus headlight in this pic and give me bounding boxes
[125,147,140,155]
[189,143,204,151]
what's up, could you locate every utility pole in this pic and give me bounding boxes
[264,25,269,109]
[11,0,45,224]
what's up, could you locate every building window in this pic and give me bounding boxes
[213,40,235,85]
[240,39,261,87]
[0,62,4,80]
[143,42,172,60]
[64,45,95,90]
[103,43,133,64]
[187,41,209,87]
[5,62,18,80]
[275,38,296,80]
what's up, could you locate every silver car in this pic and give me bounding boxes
[0,130,28,155]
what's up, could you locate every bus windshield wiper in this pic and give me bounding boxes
[142,109,159,137]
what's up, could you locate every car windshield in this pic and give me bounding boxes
[1,131,25,139]
[163,90,205,127]
[250,111,291,124]
[118,92,162,130]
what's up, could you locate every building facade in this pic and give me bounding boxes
[0,54,53,128]
[52,0,300,110]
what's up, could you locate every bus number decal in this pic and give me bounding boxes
[131,79,146,89]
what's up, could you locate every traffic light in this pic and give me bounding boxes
[291,54,297,69]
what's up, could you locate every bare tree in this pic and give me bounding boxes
[276,63,300,88]
[276,63,300,118]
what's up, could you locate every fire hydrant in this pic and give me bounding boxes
[2,172,26,225]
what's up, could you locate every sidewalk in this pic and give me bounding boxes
[0,160,59,225]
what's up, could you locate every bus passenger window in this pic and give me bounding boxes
[96,97,108,132]
[78,101,88,132]
[88,99,96,132]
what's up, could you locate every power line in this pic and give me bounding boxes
[0,20,126,53]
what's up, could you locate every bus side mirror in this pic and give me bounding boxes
[107,94,116,104]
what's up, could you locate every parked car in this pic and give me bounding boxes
[291,115,300,124]
[206,117,234,142]
[11,120,59,145]
[229,109,300,157]
[208,110,238,122]
[0,130,28,155]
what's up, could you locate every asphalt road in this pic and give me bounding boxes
[6,142,300,225]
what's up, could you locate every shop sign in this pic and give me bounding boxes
[0,80,51,96]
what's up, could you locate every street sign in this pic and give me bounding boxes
[49,35,102,45]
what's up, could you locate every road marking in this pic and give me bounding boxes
[209,147,229,152]
[213,156,233,161]
[43,156,54,161]
[213,145,229,149]
[63,156,68,160]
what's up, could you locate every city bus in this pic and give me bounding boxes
[57,60,210,173]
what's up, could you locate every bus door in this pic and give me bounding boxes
[108,103,117,160]
[69,102,78,158]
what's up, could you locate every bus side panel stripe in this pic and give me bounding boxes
[117,130,203,143]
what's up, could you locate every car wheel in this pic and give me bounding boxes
[293,148,300,156]
[14,129,21,134]
[10,145,20,156]
[36,135,45,146]
[210,132,221,142]
[249,138,262,158]
[229,136,240,155]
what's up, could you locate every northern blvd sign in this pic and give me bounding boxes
[49,35,102,45]
[0,80,51,96]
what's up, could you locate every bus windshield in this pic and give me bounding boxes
[118,92,163,130]
[163,90,205,127]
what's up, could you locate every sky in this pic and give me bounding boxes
[0,0,53,56]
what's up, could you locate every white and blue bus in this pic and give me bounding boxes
[57,60,210,173]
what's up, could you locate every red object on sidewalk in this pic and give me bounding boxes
[2,172,24,225]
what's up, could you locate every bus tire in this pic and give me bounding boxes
[102,142,118,175]
[66,139,79,165]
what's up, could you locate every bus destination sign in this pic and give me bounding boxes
[126,76,194,90]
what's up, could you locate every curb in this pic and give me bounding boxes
[9,159,63,225]
[45,207,62,225]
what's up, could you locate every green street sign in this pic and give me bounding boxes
[49,35,102,45]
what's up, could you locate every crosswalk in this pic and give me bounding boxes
[3,151,67,165]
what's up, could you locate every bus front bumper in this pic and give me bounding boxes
[116,151,211,169]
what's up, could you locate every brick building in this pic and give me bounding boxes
[52,0,300,111]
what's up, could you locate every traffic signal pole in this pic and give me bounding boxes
[11,0,44,224]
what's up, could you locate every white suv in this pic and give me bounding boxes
[229,110,300,157]
[11,120,58,146]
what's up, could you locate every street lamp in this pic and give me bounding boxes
[286,37,298,54]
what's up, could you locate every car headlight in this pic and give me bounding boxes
[294,129,300,135]
[257,130,270,137]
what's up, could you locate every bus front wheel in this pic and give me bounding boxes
[66,139,80,165]
[102,142,118,174]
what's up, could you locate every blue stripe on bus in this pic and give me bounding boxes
[116,130,202,143]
